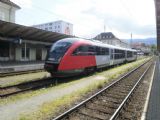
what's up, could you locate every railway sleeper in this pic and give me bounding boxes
[98,96,122,104]
[108,85,133,92]
[93,101,119,109]
[104,93,126,99]
[118,111,138,120]
[69,112,98,120]
[86,103,115,114]
[106,91,127,97]
[78,107,110,120]
[108,90,129,95]
[116,84,134,88]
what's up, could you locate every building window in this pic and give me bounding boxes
[0,41,9,57]
[22,48,30,59]
[58,25,60,28]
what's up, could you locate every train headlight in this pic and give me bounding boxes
[48,58,55,61]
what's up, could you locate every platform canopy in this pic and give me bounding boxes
[155,0,160,51]
[0,20,74,43]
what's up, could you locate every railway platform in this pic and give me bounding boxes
[146,57,160,120]
[0,61,44,73]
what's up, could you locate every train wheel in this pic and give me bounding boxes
[50,73,54,77]
[84,67,96,75]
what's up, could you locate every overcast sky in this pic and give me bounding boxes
[11,0,156,39]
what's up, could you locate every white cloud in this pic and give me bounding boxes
[52,0,156,39]
[12,0,156,39]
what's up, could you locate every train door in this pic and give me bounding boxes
[110,49,114,65]
[95,47,110,68]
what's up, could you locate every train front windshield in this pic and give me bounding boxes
[47,42,72,63]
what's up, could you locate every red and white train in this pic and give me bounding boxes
[44,38,137,77]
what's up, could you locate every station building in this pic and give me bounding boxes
[0,0,73,62]
[0,20,73,62]
[94,32,129,48]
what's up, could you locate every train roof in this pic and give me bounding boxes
[59,38,137,52]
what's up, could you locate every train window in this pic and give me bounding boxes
[73,45,109,56]
[111,49,114,59]
[50,42,71,53]
[72,45,96,56]
[47,41,72,62]
[88,46,96,53]
[127,51,133,58]
[95,46,109,55]
[96,47,101,55]
[101,48,105,55]
[114,49,125,59]
[105,48,109,55]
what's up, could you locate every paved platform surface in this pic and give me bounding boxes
[146,57,160,120]
[0,61,44,67]
[0,61,44,73]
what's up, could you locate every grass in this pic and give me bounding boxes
[19,80,108,120]
[18,57,151,120]
[0,71,50,87]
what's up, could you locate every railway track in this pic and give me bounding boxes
[0,69,44,77]
[53,58,153,120]
[0,73,85,97]
[0,77,54,97]
[0,58,152,99]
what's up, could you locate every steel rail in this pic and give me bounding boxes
[109,62,152,120]
[0,77,53,97]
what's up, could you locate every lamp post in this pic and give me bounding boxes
[130,33,132,48]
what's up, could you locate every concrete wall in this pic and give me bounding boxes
[42,48,47,60]
[30,48,36,61]
[15,47,21,61]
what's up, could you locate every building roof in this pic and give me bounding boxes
[100,32,116,38]
[0,0,21,9]
[0,20,74,43]
[94,32,118,40]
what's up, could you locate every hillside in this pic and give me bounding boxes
[123,38,156,45]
